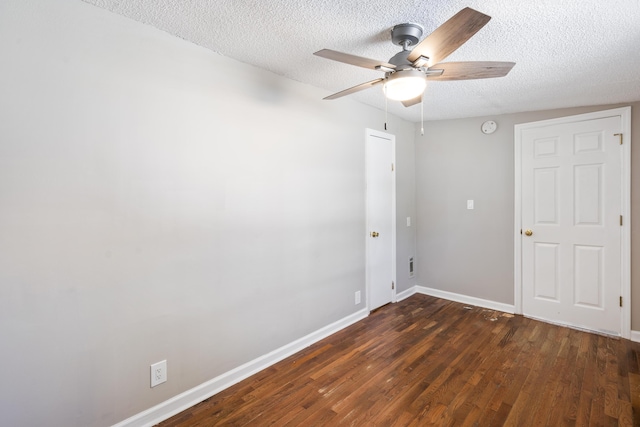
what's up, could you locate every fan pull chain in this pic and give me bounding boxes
[421,97,424,136]
[384,94,388,130]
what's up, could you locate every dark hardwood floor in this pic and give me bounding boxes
[158,294,640,426]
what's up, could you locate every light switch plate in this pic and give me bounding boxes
[406,217,411,227]
[467,200,474,210]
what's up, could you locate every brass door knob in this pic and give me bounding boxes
[524,229,533,236]
[370,231,380,238]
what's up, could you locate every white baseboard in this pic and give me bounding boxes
[631,330,640,343]
[415,285,515,314]
[395,286,416,302]
[112,308,369,427]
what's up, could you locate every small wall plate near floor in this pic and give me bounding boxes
[150,360,167,387]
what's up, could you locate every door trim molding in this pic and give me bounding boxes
[513,107,631,338]
[365,128,397,311]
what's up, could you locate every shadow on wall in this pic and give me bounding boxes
[248,71,289,105]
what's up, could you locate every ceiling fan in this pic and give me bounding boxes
[314,7,515,107]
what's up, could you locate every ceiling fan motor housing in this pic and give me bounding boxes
[388,50,416,70]
[389,24,428,75]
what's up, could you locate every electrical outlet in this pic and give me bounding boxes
[355,291,361,305]
[150,360,167,388]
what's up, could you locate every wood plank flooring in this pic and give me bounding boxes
[158,294,640,426]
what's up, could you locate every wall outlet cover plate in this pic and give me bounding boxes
[151,360,167,387]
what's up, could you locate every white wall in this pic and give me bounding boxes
[415,102,640,325]
[0,1,416,425]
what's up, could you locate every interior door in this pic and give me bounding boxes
[366,129,395,311]
[520,115,622,335]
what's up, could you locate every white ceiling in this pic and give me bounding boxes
[83,0,640,122]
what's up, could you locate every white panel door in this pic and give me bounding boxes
[366,129,395,311]
[521,115,622,334]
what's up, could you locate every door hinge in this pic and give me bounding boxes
[392,281,395,290]
[614,133,623,145]
[620,215,623,226]
[391,163,394,172]
[620,296,623,307]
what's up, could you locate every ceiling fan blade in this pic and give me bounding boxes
[402,95,422,107]
[314,49,396,71]
[427,61,515,81]
[323,78,385,100]
[407,7,491,66]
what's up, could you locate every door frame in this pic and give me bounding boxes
[514,107,631,338]
[365,128,397,311]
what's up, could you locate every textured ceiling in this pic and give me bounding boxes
[83,0,640,122]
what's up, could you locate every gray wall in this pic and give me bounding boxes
[0,1,416,425]
[415,102,640,327]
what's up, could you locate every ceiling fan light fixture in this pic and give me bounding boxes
[383,70,427,101]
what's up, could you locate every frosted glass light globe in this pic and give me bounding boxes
[383,70,427,101]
